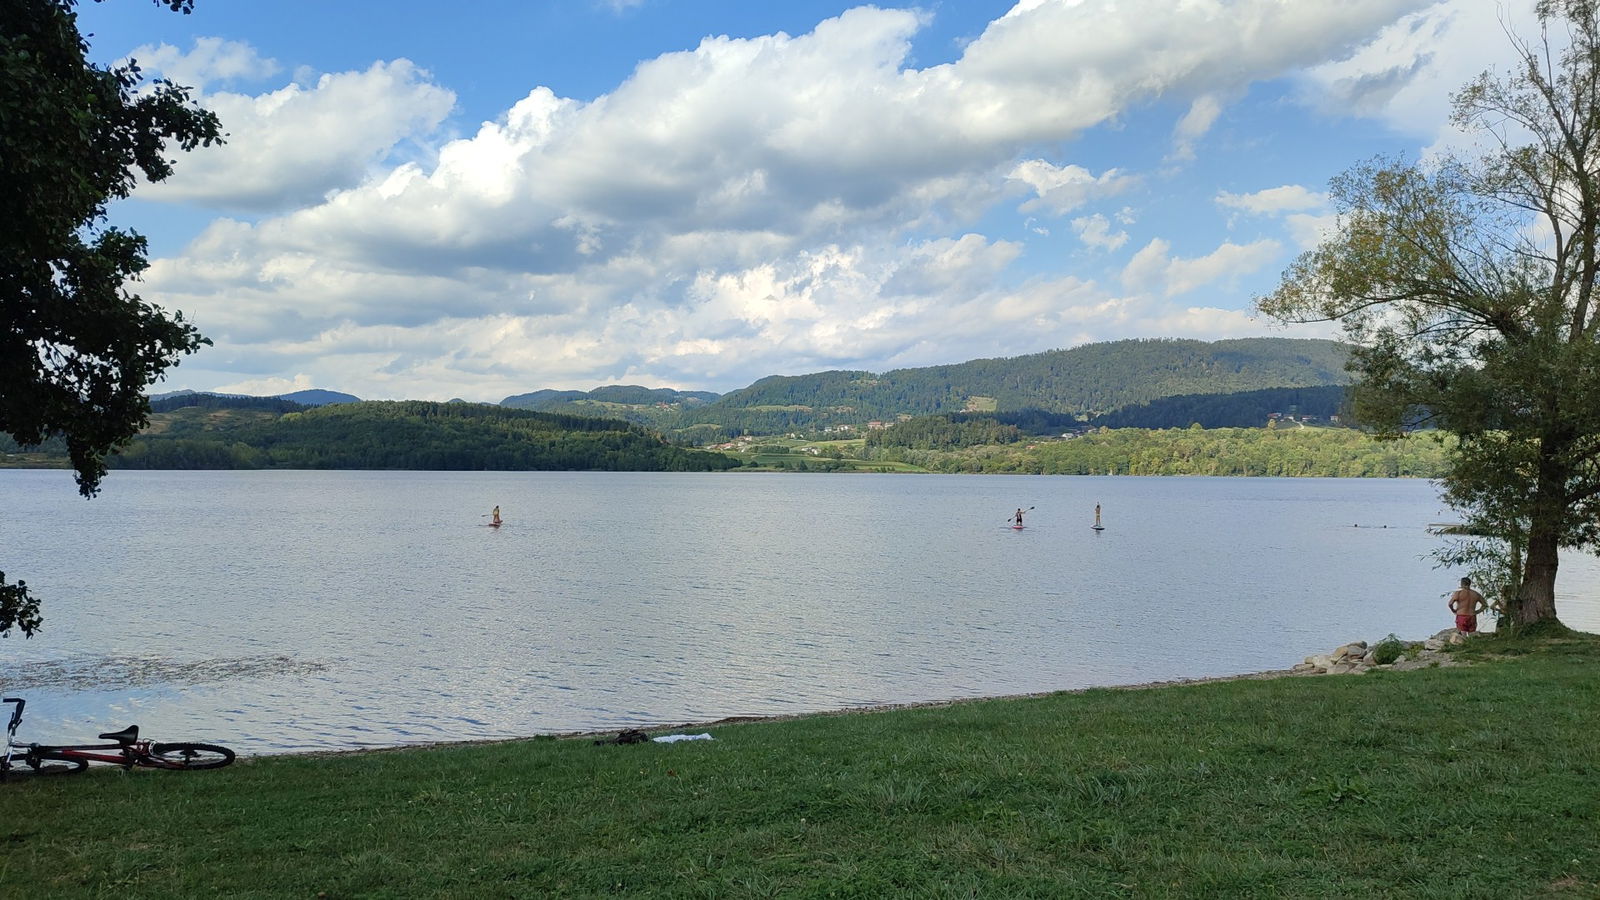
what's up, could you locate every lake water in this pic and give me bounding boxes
[2,469,1597,755]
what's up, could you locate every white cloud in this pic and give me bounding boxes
[140,1,1431,398]
[135,56,455,212]
[1071,214,1129,251]
[1121,237,1282,297]
[127,37,279,89]
[1010,162,1138,216]
[211,373,319,397]
[1283,212,1339,250]
[1216,185,1328,215]
[1216,185,1336,250]
[1300,0,1540,152]
[1170,93,1227,161]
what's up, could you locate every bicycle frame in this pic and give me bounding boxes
[22,740,161,769]
[3,697,234,774]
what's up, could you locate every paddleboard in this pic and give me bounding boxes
[1091,525,1105,531]
[1010,524,1025,530]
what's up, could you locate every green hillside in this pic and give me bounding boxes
[493,338,1353,438]
[1086,384,1348,429]
[721,338,1347,413]
[104,400,739,472]
[499,385,720,422]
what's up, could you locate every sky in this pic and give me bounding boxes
[74,0,1541,402]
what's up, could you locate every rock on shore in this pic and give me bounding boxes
[1292,628,1474,676]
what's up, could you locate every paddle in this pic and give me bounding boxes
[1007,505,1034,524]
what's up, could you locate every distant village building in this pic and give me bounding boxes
[867,421,887,430]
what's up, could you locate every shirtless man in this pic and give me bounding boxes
[1448,576,1487,634]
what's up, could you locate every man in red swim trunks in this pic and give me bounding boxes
[1448,576,1487,633]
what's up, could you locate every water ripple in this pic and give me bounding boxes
[0,653,327,692]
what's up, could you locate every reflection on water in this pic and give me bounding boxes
[2,469,1596,755]
[0,653,327,692]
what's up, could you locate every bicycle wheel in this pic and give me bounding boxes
[146,742,235,770]
[24,751,88,775]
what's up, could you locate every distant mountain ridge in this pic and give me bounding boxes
[110,401,737,472]
[495,338,1351,435]
[501,384,719,411]
[150,388,360,408]
[279,389,361,406]
[147,337,1350,438]
[713,338,1348,415]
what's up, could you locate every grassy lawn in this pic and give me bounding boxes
[1,630,1595,898]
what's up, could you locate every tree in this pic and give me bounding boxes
[1258,0,1600,627]
[1,0,222,636]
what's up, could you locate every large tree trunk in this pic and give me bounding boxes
[1514,444,1566,626]
[1515,527,1561,625]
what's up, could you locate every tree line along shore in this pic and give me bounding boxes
[0,399,1447,478]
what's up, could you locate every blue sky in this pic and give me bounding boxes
[75,0,1537,401]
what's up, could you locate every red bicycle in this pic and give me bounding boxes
[2,697,234,777]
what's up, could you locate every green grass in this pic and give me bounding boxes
[2,631,1597,898]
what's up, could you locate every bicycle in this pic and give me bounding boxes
[2,697,235,778]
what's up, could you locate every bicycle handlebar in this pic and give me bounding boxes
[2,698,22,736]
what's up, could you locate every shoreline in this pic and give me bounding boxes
[282,664,1327,761]
[279,630,1486,760]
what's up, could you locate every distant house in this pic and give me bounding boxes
[867,421,887,430]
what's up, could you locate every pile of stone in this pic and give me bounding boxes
[1292,628,1472,676]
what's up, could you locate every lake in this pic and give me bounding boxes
[2,469,1597,755]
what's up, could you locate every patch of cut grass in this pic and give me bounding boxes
[0,631,1595,897]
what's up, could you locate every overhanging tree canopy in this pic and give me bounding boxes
[1,0,222,636]
[1259,0,1600,627]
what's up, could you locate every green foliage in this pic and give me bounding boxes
[499,339,1351,437]
[1258,2,1600,625]
[1,0,222,637]
[864,415,1023,450]
[105,401,739,472]
[863,427,1448,477]
[149,394,309,414]
[1,0,223,498]
[0,571,41,638]
[1089,385,1348,429]
[688,338,1349,429]
[1372,636,1404,666]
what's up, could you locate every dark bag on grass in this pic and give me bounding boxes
[594,728,651,746]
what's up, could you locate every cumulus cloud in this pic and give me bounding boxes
[1170,93,1228,161]
[134,55,455,212]
[139,0,1431,398]
[1010,162,1138,216]
[1301,0,1540,152]
[1121,237,1282,297]
[1071,214,1129,251]
[127,37,279,89]
[1216,185,1328,215]
[1216,185,1336,249]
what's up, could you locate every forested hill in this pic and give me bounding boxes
[106,401,739,472]
[489,338,1351,436]
[656,337,1350,433]
[1086,385,1348,429]
[500,385,720,413]
[721,338,1346,413]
